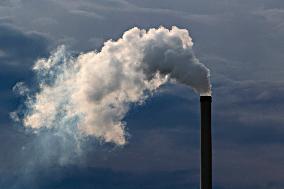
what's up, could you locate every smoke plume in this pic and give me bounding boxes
[12,26,211,145]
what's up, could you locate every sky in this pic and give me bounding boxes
[0,0,284,189]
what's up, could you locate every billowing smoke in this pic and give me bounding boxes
[12,26,211,145]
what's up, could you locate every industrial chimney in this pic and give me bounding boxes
[200,96,212,189]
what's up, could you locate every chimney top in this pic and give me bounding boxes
[200,96,212,102]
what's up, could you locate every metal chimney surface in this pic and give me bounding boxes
[200,96,212,189]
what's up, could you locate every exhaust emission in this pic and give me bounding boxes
[12,26,211,145]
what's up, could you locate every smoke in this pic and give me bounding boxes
[12,26,211,146]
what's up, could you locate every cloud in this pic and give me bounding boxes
[0,24,50,67]
[213,80,284,127]
[68,9,104,19]
[0,0,21,8]
[13,26,210,146]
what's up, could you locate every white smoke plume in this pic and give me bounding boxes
[13,26,211,145]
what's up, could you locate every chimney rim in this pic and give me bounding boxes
[200,96,212,102]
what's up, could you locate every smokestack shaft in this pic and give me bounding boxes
[200,96,212,189]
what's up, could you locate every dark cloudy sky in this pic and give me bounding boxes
[1,0,284,189]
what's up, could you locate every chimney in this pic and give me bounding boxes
[200,96,212,189]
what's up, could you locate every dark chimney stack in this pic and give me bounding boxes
[200,96,212,189]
